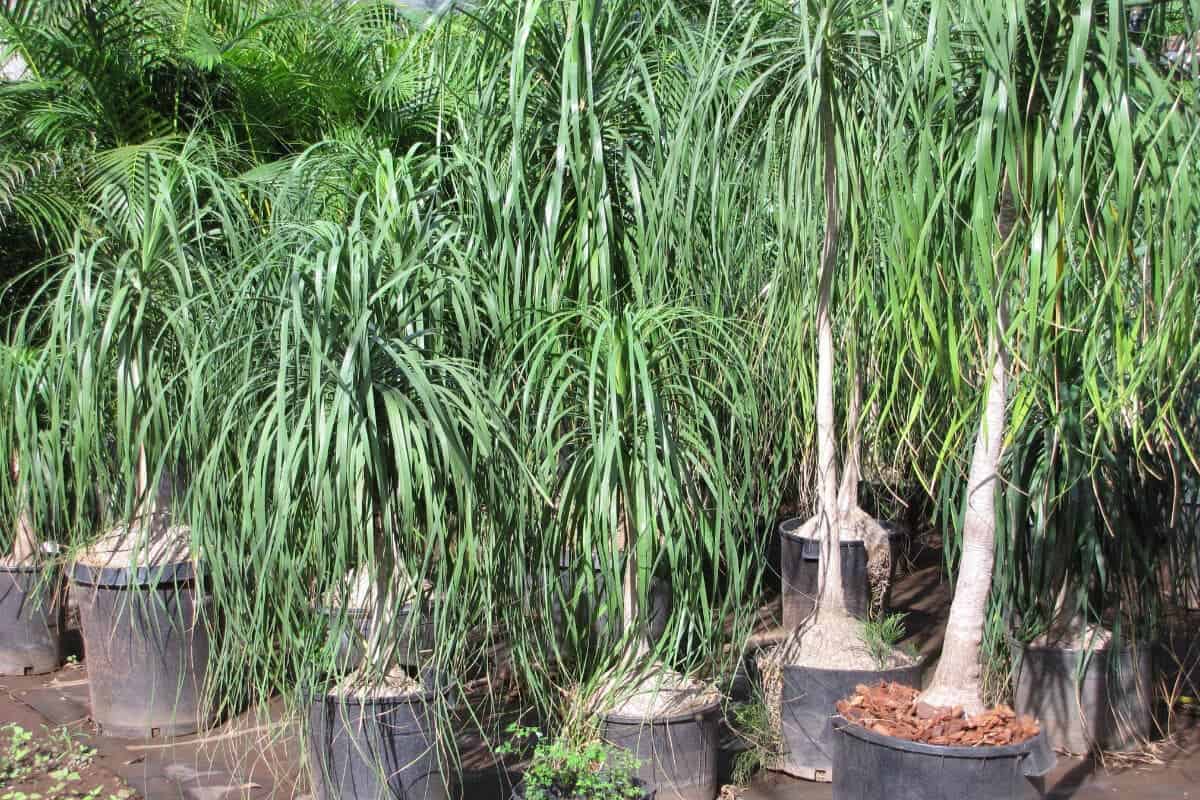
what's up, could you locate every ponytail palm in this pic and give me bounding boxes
[4,137,249,555]
[744,0,907,633]
[885,0,1200,712]
[187,149,507,722]
[511,302,761,699]
[442,0,773,723]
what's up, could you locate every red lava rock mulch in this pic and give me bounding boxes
[835,682,1040,747]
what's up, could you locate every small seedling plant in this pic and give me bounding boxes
[0,723,135,800]
[498,725,644,799]
[859,612,910,670]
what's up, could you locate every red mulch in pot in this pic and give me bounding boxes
[835,682,1040,747]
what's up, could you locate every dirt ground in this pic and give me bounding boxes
[0,697,136,800]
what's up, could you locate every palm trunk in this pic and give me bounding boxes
[622,544,640,651]
[837,371,861,516]
[135,442,149,515]
[814,86,846,616]
[920,331,1009,715]
[617,505,647,657]
[9,451,38,563]
[127,354,151,519]
[920,170,1018,713]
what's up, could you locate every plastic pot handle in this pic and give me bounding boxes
[1021,734,1057,777]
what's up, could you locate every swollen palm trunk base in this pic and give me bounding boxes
[0,563,62,675]
[72,561,212,738]
[601,701,720,800]
[318,601,435,676]
[308,690,448,800]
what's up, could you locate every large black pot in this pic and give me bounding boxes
[1011,640,1153,753]
[511,778,654,800]
[0,562,62,676]
[776,659,924,781]
[1159,613,1200,700]
[832,716,1056,800]
[780,519,898,626]
[72,560,212,738]
[601,700,720,800]
[308,689,448,800]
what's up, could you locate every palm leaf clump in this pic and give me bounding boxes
[188,148,508,712]
[444,0,777,721]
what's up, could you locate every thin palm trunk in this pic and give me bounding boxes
[920,330,1008,714]
[617,504,647,657]
[135,442,148,514]
[814,85,846,616]
[9,451,38,562]
[920,167,1018,712]
[837,371,861,516]
[622,546,640,652]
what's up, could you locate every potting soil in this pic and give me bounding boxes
[333,666,424,699]
[592,665,719,718]
[77,512,192,568]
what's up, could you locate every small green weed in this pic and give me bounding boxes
[0,723,128,800]
[498,724,644,799]
[727,699,780,786]
[859,613,908,670]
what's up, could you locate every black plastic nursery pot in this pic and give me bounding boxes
[308,689,448,800]
[1011,640,1153,753]
[511,778,654,800]
[777,659,924,781]
[831,715,1056,800]
[72,560,213,738]
[779,519,894,626]
[600,700,720,800]
[0,562,63,676]
[1159,613,1200,701]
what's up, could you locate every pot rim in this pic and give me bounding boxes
[832,713,1045,758]
[780,654,927,678]
[601,696,722,725]
[778,520,867,548]
[71,559,198,588]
